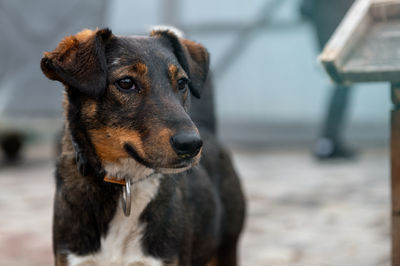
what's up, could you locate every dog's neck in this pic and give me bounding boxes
[60,123,162,219]
[60,123,100,177]
[103,158,157,183]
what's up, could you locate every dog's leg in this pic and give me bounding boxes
[214,148,245,266]
[215,238,239,266]
[205,256,218,266]
[55,254,68,266]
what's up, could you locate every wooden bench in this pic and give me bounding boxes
[319,0,400,264]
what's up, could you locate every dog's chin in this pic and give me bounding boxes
[156,153,201,174]
[123,143,200,175]
[105,152,200,181]
[156,164,193,174]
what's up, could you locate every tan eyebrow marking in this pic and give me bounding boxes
[168,64,178,92]
[111,62,151,96]
[132,62,148,75]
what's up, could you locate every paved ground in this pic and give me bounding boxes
[235,147,390,266]
[0,143,391,266]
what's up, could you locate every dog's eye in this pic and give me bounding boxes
[115,78,137,92]
[177,78,189,92]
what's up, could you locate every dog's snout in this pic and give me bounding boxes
[170,132,202,158]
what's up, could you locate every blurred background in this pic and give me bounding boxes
[0,0,391,265]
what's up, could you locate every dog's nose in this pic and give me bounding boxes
[170,132,203,158]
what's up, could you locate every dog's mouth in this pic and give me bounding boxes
[123,143,198,174]
[123,143,153,168]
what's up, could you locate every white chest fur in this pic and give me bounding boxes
[67,171,163,266]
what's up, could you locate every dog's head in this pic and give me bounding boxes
[41,28,209,176]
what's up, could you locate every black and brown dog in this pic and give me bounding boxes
[40,27,245,266]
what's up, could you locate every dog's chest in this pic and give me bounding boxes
[67,177,163,266]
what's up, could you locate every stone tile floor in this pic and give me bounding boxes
[0,144,391,266]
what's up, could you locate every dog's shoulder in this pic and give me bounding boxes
[140,167,222,265]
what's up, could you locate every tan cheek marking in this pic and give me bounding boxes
[158,128,175,147]
[158,128,173,140]
[143,127,176,160]
[158,128,175,153]
[89,128,145,163]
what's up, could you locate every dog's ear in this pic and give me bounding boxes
[40,28,112,97]
[150,29,209,98]
[180,39,209,99]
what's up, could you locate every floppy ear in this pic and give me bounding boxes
[180,39,210,98]
[150,29,209,98]
[40,28,112,97]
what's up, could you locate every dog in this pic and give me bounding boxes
[40,27,245,266]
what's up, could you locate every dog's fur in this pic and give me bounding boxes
[41,28,245,266]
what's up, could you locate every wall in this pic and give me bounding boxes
[1,0,389,146]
